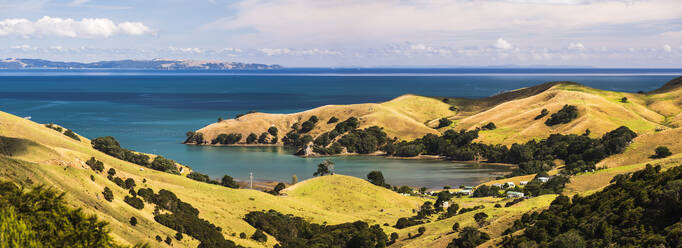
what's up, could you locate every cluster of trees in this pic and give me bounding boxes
[63,129,80,141]
[212,133,242,145]
[336,126,389,154]
[184,131,205,144]
[544,105,579,126]
[91,136,172,172]
[395,191,459,229]
[313,160,334,176]
[44,123,63,132]
[86,157,104,172]
[244,209,388,248]
[385,126,636,176]
[501,164,682,247]
[652,146,672,159]
[481,122,496,130]
[0,181,138,247]
[438,118,453,128]
[447,227,490,248]
[186,171,240,189]
[136,187,238,248]
[285,116,359,150]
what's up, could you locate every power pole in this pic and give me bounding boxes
[249,172,253,189]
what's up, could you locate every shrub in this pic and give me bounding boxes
[620,97,628,103]
[545,105,578,126]
[292,174,298,184]
[474,212,489,226]
[447,227,490,248]
[0,181,124,247]
[437,118,453,128]
[213,133,242,144]
[651,146,672,159]
[300,120,315,133]
[308,115,319,123]
[130,217,137,226]
[92,136,151,167]
[246,133,258,144]
[86,157,104,172]
[151,156,179,174]
[251,230,268,242]
[258,132,269,144]
[124,178,136,189]
[107,168,116,176]
[328,116,339,124]
[164,236,172,245]
[188,171,211,183]
[221,175,239,188]
[175,232,183,240]
[367,171,387,187]
[239,232,247,239]
[418,226,426,235]
[481,122,496,130]
[268,126,278,136]
[313,160,334,176]
[390,232,399,243]
[124,195,145,209]
[534,108,549,120]
[184,131,205,144]
[155,235,162,242]
[63,129,80,141]
[452,223,460,232]
[102,187,114,202]
[45,123,63,132]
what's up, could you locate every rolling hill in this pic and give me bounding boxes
[187,78,681,148]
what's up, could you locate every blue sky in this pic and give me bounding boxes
[1,0,681,67]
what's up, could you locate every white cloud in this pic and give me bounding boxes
[258,48,342,56]
[568,42,585,50]
[10,44,36,51]
[663,44,672,52]
[168,46,203,53]
[69,0,90,6]
[493,38,512,50]
[0,16,152,38]
[204,0,682,46]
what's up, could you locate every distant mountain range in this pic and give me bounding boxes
[0,58,282,70]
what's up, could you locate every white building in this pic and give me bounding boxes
[492,183,502,188]
[458,189,473,196]
[537,177,550,183]
[519,181,528,186]
[505,182,515,188]
[442,201,450,209]
[507,191,524,198]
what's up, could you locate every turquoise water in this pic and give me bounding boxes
[0,68,679,188]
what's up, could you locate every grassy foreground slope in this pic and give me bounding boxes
[0,110,424,247]
[190,78,682,147]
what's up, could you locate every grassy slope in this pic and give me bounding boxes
[194,81,681,147]
[0,110,424,247]
[195,94,453,143]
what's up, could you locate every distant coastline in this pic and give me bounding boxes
[0,58,282,70]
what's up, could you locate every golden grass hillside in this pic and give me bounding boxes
[0,110,424,247]
[194,94,453,143]
[191,79,681,148]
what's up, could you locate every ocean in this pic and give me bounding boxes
[1,68,680,188]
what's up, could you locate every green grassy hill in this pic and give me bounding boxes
[0,110,424,247]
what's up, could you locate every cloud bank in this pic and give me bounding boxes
[0,16,152,38]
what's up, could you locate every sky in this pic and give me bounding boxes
[0,0,681,67]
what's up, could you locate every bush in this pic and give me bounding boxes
[328,116,339,124]
[246,133,258,144]
[130,216,137,226]
[367,171,387,187]
[239,232,247,239]
[534,108,549,120]
[85,157,104,172]
[102,187,114,202]
[251,230,268,242]
[124,195,145,209]
[481,122,496,130]
[164,236,172,245]
[418,226,426,235]
[437,118,453,128]
[0,181,123,247]
[268,126,278,136]
[151,156,179,174]
[92,136,150,167]
[124,178,136,189]
[447,227,490,248]
[63,129,80,141]
[651,146,672,159]
[313,160,334,176]
[213,133,242,144]
[187,171,211,183]
[300,120,315,133]
[545,105,578,126]
[221,174,239,188]
[175,232,183,240]
[258,132,269,144]
[620,97,628,103]
[107,168,116,176]
[184,131,205,144]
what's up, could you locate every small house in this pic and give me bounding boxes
[492,183,502,188]
[519,181,528,186]
[458,189,473,196]
[441,201,450,209]
[507,191,524,198]
[537,177,549,183]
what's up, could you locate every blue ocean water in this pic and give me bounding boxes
[0,68,680,188]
